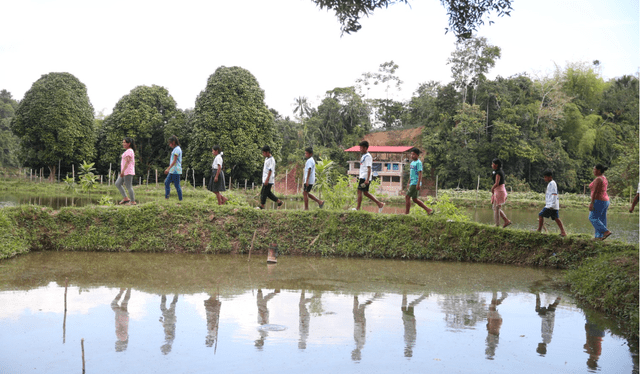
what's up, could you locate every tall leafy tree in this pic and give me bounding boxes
[11,73,95,179]
[97,85,185,175]
[188,66,279,183]
[447,36,501,105]
[0,90,21,168]
[293,96,312,119]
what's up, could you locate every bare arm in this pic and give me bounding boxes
[491,174,501,193]
[417,170,422,190]
[305,168,311,186]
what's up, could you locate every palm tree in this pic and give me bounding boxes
[293,96,311,118]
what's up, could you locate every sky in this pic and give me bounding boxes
[1,0,638,119]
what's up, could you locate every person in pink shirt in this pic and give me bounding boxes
[115,137,136,205]
[588,164,611,240]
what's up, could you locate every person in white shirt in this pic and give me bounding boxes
[208,145,227,205]
[537,170,567,236]
[355,141,384,212]
[258,145,283,210]
[303,147,324,210]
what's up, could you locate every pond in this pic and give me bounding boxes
[0,252,636,373]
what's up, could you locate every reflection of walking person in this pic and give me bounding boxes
[536,170,567,237]
[405,148,433,215]
[255,289,280,349]
[204,294,222,350]
[159,294,179,355]
[485,292,507,360]
[535,293,561,355]
[588,164,612,240]
[352,293,381,361]
[164,135,183,201]
[208,145,228,205]
[257,146,283,210]
[490,159,511,228]
[355,141,384,212]
[298,290,313,350]
[584,318,605,370]
[115,137,136,205]
[303,147,324,210]
[401,292,427,358]
[111,288,131,352]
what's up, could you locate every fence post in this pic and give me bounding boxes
[435,175,438,199]
[155,169,158,188]
[245,179,247,190]
[193,169,196,189]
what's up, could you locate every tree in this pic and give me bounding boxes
[293,96,312,119]
[11,73,95,179]
[97,85,185,175]
[447,36,501,105]
[356,61,403,128]
[0,90,21,168]
[188,66,279,183]
[311,0,512,38]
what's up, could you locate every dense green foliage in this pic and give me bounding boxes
[10,73,96,178]
[0,90,21,168]
[97,85,186,175]
[188,66,279,182]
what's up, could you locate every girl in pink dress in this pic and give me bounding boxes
[490,158,512,228]
[115,137,136,205]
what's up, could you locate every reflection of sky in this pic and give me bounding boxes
[0,286,634,373]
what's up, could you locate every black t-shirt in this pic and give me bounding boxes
[491,169,505,185]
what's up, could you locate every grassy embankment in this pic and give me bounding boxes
[0,178,638,337]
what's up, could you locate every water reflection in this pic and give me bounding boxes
[111,288,131,352]
[0,253,635,373]
[535,293,561,355]
[485,292,507,360]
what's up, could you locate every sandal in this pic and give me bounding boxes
[602,231,612,240]
[118,199,130,205]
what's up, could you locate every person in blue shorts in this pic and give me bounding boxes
[536,170,566,236]
[355,141,384,212]
[164,135,183,201]
[405,148,433,215]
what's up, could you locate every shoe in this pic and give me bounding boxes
[255,206,263,210]
[319,201,325,209]
[503,221,512,228]
[118,199,130,205]
[602,231,612,240]
[277,201,283,207]
[427,209,434,216]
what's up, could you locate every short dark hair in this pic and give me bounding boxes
[212,145,221,152]
[410,147,421,155]
[168,135,180,146]
[543,169,553,177]
[305,147,313,154]
[492,158,502,169]
[595,164,608,173]
[261,145,271,153]
[359,140,369,148]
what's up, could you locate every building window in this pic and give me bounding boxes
[382,176,391,182]
[392,164,399,171]
[372,163,382,172]
[354,162,360,169]
[386,163,391,170]
[392,176,400,183]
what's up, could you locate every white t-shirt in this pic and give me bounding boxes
[212,153,223,169]
[637,182,640,194]
[304,157,316,184]
[545,180,559,210]
[359,153,372,180]
[262,156,275,184]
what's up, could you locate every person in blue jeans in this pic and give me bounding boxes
[164,135,183,201]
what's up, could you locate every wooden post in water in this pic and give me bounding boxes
[475,175,480,208]
[63,277,68,343]
[81,338,85,374]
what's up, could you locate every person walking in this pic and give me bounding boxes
[588,164,612,240]
[490,158,511,228]
[405,148,433,215]
[355,141,384,212]
[208,145,227,205]
[536,170,567,236]
[257,145,283,210]
[164,135,183,201]
[115,137,136,205]
[303,147,324,210]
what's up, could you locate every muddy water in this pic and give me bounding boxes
[0,252,636,373]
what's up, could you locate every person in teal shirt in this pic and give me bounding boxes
[405,148,433,214]
[164,135,183,201]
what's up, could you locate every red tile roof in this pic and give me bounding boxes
[344,146,414,153]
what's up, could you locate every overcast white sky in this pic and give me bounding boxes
[1,0,638,119]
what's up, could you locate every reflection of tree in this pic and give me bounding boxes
[352,293,382,361]
[438,293,487,330]
[401,292,428,358]
[204,294,222,351]
[485,292,507,360]
[111,288,131,352]
[160,295,179,355]
[535,293,561,355]
[255,289,280,349]
[584,318,605,371]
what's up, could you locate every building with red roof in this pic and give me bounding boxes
[345,145,415,195]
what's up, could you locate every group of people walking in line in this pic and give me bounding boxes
[114,137,631,240]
